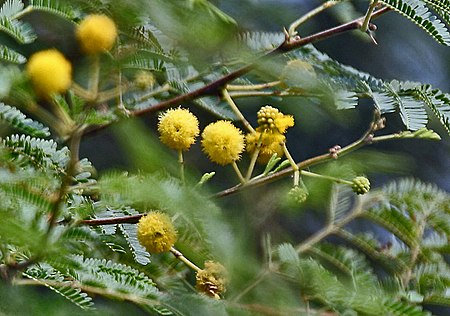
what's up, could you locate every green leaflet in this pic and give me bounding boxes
[0,103,50,137]
[380,0,450,46]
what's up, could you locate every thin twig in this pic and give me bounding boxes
[222,88,255,133]
[288,0,339,36]
[170,247,201,272]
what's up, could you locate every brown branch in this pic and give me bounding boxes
[82,7,390,136]
[78,214,144,226]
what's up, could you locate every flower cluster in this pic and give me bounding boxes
[247,105,294,164]
[196,261,228,299]
[137,211,177,253]
[26,49,72,97]
[158,108,200,151]
[76,14,117,55]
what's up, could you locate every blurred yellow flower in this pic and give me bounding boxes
[26,49,72,97]
[137,211,177,253]
[158,108,200,151]
[201,120,245,165]
[246,130,286,164]
[76,14,117,55]
[196,261,227,299]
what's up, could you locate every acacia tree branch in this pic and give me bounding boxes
[215,111,383,198]
[82,6,390,136]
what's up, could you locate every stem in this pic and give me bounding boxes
[301,170,353,185]
[295,197,365,253]
[178,149,185,183]
[288,0,339,36]
[401,215,427,287]
[170,247,201,272]
[71,82,93,100]
[21,101,67,136]
[134,83,171,103]
[222,89,255,133]
[46,128,82,235]
[296,224,337,254]
[232,161,246,184]
[230,270,270,303]
[89,55,100,100]
[228,90,314,98]
[226,81,281,91]
[361,0,380,32]
[245,136,262,181]
[282,143,299,186]
[49,98,75,135]
[371,133,402,142]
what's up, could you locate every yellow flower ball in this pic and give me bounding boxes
[257,105,294,134]
[201,120,245,165]
[158,108,200,151]
[26,49,72,97]
[137,211,177,253]
[246,131,286,164]
[196,261,228,299]
[76,14,117,55]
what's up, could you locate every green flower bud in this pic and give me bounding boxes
[351,176,370,195]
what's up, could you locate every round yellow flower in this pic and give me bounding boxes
[246,131,286,164]
[196,261,227,299]
[137,211,177,253]
[257,105,294,134]
[158,108,200,151]
[26,49,72,97]
[76,14,117,55]
[201,120,245,165]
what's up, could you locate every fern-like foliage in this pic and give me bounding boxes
[0,44,25,63]
[71,255,161,300]
[23,268,94,310]
[1,134,69,173]
[28,0,77,20]
[380,0,450,46]
[0,103,50,137]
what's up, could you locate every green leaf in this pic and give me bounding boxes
[72,255,160,299]
[119,223,151,266]
[0,44,26,63]
[380,0,450,46]
[277,243,299,265]
[0,103,50,137]
[0,16,36,44]
[415,85,450,134]
[384,81,428,131]
[0,0,24,18]
[23,267,94,310]
[1,134,69,173]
